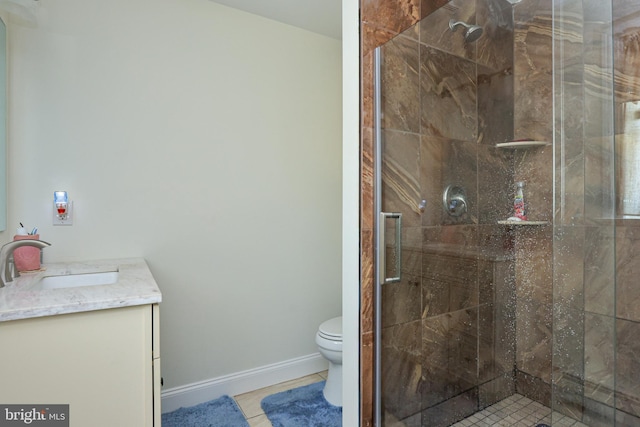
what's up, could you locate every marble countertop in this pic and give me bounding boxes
[0,258,162,322]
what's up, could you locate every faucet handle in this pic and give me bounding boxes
[8,254,15,279]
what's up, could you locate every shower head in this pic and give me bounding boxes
[449,19,484,43]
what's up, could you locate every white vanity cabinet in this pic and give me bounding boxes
[0,303,161,426]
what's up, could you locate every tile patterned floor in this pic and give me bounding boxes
[233,371,327,427]
[234,378,590,427]
[451,394,589,427]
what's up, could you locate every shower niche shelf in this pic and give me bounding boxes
[498,220,550,226]
[495,141,550,149]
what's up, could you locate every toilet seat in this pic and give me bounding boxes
[318,316,342,341]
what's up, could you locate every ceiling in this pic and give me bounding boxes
[209,0,342,40]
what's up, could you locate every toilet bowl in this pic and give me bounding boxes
[315,316,342,406]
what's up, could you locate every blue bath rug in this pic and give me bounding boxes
[261,380,342,426]
[161,395,249,427]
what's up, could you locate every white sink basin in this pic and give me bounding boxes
[34,271,119,290]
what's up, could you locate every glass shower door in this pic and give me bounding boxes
[374,1,518,424]
[551,1,617,426]
[372,0,636,426]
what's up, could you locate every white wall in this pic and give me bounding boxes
[341,0,360,424]
[5,0,342,391]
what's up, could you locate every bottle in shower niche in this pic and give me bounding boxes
[513,181,527,220]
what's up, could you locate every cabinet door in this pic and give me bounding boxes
[153,357,162,426]
[152,303,161,425]
[0,305,153,427]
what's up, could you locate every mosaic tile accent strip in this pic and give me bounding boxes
[450,394,589,427]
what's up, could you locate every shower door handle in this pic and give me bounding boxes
[378,212,402,285]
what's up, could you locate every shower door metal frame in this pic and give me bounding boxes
[373,45,403,427]
[373,45,383,427]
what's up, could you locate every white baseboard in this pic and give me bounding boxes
[161,353,328,413]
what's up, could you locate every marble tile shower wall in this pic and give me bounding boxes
[511,0,554,408]
[361,0,640,426]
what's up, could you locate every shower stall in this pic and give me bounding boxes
[365,0,640,426]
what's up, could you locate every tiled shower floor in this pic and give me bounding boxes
[451,394,589,427]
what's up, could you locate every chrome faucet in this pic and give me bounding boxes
[0,239,51,288]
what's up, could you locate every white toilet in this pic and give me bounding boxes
[315,316,343,407]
